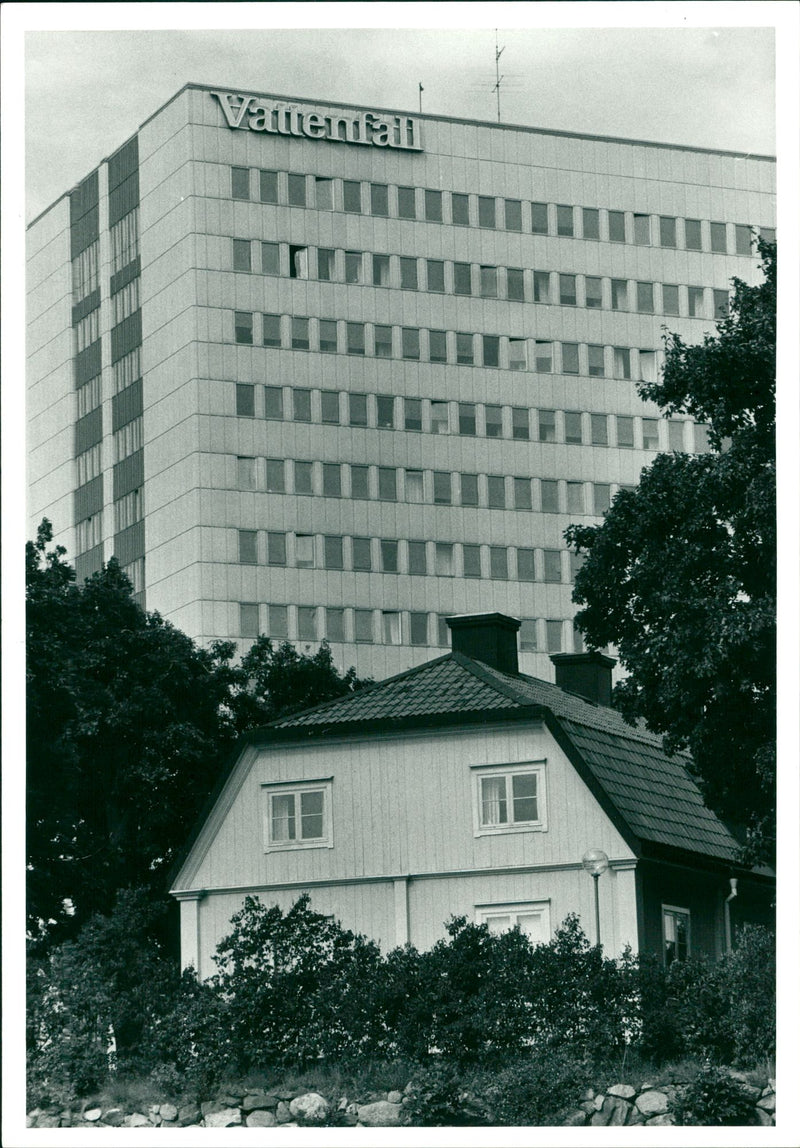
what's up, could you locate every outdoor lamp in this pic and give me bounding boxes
[582,848,609,946]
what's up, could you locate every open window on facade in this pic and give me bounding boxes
[473,762,547,836]
[476,902,551,947]
[263,780,333,851]
[662,905,690,965]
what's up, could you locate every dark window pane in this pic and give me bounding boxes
[531,202,548,234]
[259,169,278,203]
[287,173,306,206]
[478,196,496,228]
[232,166,250,200]
[424,189,443,221]
[398,186,416,218]
[370,183,389,216]
[504,199,522,230]
[343,181,362,212]
[451,192,470,225]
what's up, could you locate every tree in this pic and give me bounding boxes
[565,241,775,864]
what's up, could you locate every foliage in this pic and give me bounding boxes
[672,1066,756,1126]
[404,1061,486,1126]
[477,1048,588,1125]
[565,242,776,864]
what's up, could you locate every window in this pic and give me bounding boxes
[288,245,308,281]
[610,279,628,311]
[585,276,603,309]
[668,421,685,451]
[291,317,309,350]
[346,390,364,427]
[613,347,631,380]
[608,210,626,242]
[240,602,259,638]
[398,186,416,218]
[239,529,257,564]
[517,548,535,580]
[113,419,142,463]
[110,208,139,273]
[463,544,482,578]
[562,343,580,374]
[265,458,285,492]
[451,192,470,225]
[710,222,727,253]
[533,271,550,303]
[543,549,561,582]
[454,262,472,295]
[429,330,448,363]
[538,409,556,443]
[263,385,283,420]
[72,240,99,303]
[478,195,496,228]
[639,350,657,383]
[294,462,313,494]
[382,611,402,644]
[317,247,334,280]
[423,401,449,439]
[344,251,362,284]
[456,333,474,365]
[319,319,338,353]
[268,604,288,638]
[662,284,680,316]
[437,615,451,647]
[475,763,546,834]
[519,620,537,652]
[684,218,702,250]
[75,514,102,553]
[662,906,690,965]
[541,480,559,513]
[435,543,454,576]
[321,390,340,424]
[355,609,373,642]
[77,375,102,421]
[545,620,563,653]
[556,204,573,236]
[459,403,477,436]
[295,534,315,567]
[324,535,343,569]
[564,411,583,444]
[326,607,345,643]
[508,339,527,372]
[760,226,776,244]
[633,213,650,245]
[410,612,429,646]
[477,901,551,943]
[617,415,634,448]
[507,267,525,301]
[343,180,361,212]
[642,418,659,450]
[514,477,532,510]
[659,216,677,247]
[693,423,711,453]
[370,182,389,216]
[372,253,390,286]
[582,207,600,239]
[687,286,705,318]
[593,483,611,514]
[531,202,548,234]
[259,169,278,203]
[489,546,508,579]
[322,463,342,496]
[637,282,654,313]
[408,541,427,575]
[433,471,452,504]
[487,476,506,509]
[350,465,369,498]
[534,341,552,373]
[75,309,100,353]
[378,467,397,500]
[231,166,250,199]
[267,531,286,565]
[292,388,311,422]
[263,313,281,347]
[511,407,529,441]
[374,325,393,359]
[381,540,399,573]
[591,414,608,446]
[735,224,752,256]
[480,265,498,298]
[314,176,333,210]
[113,348,140,395]
[483,335,500,367]
[424,188,443,221]
[485,404,503,438]
[346,322,365,356]
[232,239,251,271]
[236,383,255,417]
[426,259,445,292]
[504,198,522,230]
[559,274,576,306]
[265,782,331,850]
[235,311,253,345]
[460,473,479,506]
[287,173,306,206]
[402,327,420,360]
[404,470,424,507]
[405,398,423,432]
[376,395,395,428]
[587,345,605,378]
[713,289,729,319]
[400,257,418,290]
[568,481,586,514]
[352,537,372,570]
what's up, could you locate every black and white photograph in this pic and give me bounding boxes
[4,3,798,1144]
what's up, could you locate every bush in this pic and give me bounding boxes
[404,1061,486,1126]
[478,1049,588,1125]
[672,1066,756,1126]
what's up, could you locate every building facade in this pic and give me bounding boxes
[27,84,776,679]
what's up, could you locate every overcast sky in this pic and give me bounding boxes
[20,11,780,223]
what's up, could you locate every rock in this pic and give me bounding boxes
[580,1088,595,1102]
[204,1107,242,1128]
[755,1107,774,1126]
[160,1103,178,1122]
[579,1101,596,1114]
[103,1109,124,1126]
[562,1109,587,1126]
[387,1090,403,1104]
[590,1109,610,1126]
[125,1113,150,1127]
[626,1107,643,1125]
[246,1110,277,1127]
[178,1103,201,1125]
[357,1100,403,1127]
[275,1101,292,1124]
[757,1093,776,1112]
[593,1093,606,1110]
[83,1108,102,1122]
[290,1092,330,1123]
[219,1092,243,1106]
[35,1115,61,1128]
[608,1084,636,1100]
[636,1089,669,1115]
[604,1097,630,1126]
[404,1081,415,1095]
[242,1092,278,1112]
[201,1100,224,1117]
[645,1113,675,1126]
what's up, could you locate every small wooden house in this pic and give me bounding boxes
[170,613,774,978]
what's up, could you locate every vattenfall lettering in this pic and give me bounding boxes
[211,92,423,152]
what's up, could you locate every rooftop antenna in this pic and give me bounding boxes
[493,29,505,122]
[419,83,424,114]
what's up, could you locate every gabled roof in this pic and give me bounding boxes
[265,651,746,867]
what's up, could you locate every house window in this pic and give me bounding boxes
[485,404,503,438]
[240,603,260,638]
[400,257,418,290]
[370,182,389,216]
[610,279,628,311]
[314,177,333,210]
[543,550,561,582]
[267,532,286,566]
[378,467,397,501]
[259,169,278,203]
[238,529,258,564]
[534,341,552,373]
[478,196,496,228]
[294,462,313,494]
[291,317,309,350]
[512,407,530,440]
[343,180,362,212]
[348,393,368,427]
[713,289,729,319]
[263,385,283,420]
[483,335,500,367]
[637,282,654,313]
[451,192,470,226]
[608,210,626,243]
[345,251,362,284]
[424,188,443,221]
[480,265,498,298]
[541,480,559,512]
[582,207,600,239]
[617,416,635,448]
[533,271,550,303]
[233,239,251,271]
[295,534,315,567]
[710,222,727,253]
[456,333,474,365]
[350,466,370,499]
[591,414,608,446]
[460,473,479,506]
[477,902,551,946]
[459,403,477,436]
[372,253,390,286]
[735,224,752,256]
[382,611,402,644]
[352,537,372,570]
[322,463,342,497]
[507,267,525,301]
[292,388,311,422]
[398,186,417,218]
[556,204,574,237]
[662,284,680,316]
[408,541,427,575]
[545,620,563,653]
[509,339,527,372]
[659,216,677,247]
[321,391,340,424]
[562,343,580,374]
[559,274,577,306]
[317,247,335,280]
[684,218,702,250]
[489,546,508,580]
[431,401,449,434]
[319,319,338,353]
[585,276,603,309]
[487,476,506,509]
[642,418,659,450]
[433,471,452,504]
[594,483,611,514]
[564,411,583,444]
[324,535,344,569]
[287,173,306,206]
[429,330,448,363]
[236,384,255,417]
[405,469,424,503]
[376,395,395,428]
[474,762,546,835]
[327,607,345,643]
[297,606,317,641]
[264,781,332,851]
[402,327,420,360]
[514,478,532,510]
[531,202,549,234]
[265,459,285,493]
[426,259,445,293]
[347,322,365,356]
[454,262,472,295]
[404,399,423,432]
[268,604,288,638]
[633,213,651,245]
[517,548,535,581]
[381,540,399,573]
[538,409,556,442]
[639,350,657,383]
[668,421,685,451]
[263,314,281,347]
[410,612,429,646]
[235,311,253,344]
[504,199,522,231]
[662,906,690,965]
[588,345,605,378]
[613,347,632,380]
[231,166,250,200]
[260,241,280,275]
[435,543,454,576]
[519,620,537,652]
[566,482,584,514]
[463,544,482,578]
[354,609,373,642]
[687,286,705,318]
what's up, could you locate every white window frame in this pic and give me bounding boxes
[662,904,691,965]
[262,778,333,852]
[472,761,547,837]
[476,901,552,945]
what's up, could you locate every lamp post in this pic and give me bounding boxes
[582,848,609,947]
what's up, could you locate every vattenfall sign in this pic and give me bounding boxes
[211,91,423,152]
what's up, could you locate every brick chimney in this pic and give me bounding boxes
[550,652,616,707]
[446,613,520,675]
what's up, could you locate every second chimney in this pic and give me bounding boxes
[446,613,520,675]
[550,651,616,707]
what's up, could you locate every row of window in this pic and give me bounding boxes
[229,165,773,254]
[237,456,632,514]
[76,373,103,419]
[115,488,144,532]
[76,512,102,554]
[72,240,100,306]
[111,278,140,327]
[237,529,587,584]
[113,416,142,464]
[235,383,710,453]
[240,600,578,655]
[110,207,139,276]
[76,442,102,486]
[234,311,670,381]
[74,307,100,354]
[234,237,731,320]
[114,347,141,396]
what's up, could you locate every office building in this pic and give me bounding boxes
[26,84,776,679]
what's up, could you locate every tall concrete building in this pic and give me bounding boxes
[27,84,776,679]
